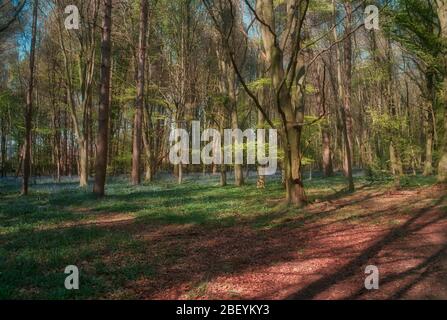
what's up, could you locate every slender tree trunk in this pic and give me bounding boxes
[1,121,6,178]
[79,139,88,186]
[22,0,38,195]
[386,38,403,186]
[257,109,266,189]
[342,1,355,191]
[322,128,333,177]
[317,65,333,178]
[178,164,183,184]
[423,104,434,176]
[131,0,148,185]
[231,108,244,186]
[220,110,227,186]
[332,0,354,191]
[51,108,61,182]
[93,0,113,197]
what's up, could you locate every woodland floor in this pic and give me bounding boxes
[0,174,446,300]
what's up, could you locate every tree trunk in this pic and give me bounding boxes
[22,0,38,195]
[423,104,434,176]
[220,114,227,186]
[79,139,88,186]
[1,119,6,177]
[93,0,113,197]
[51,104,61,182]
[131,0,148,185]
[178,164,183,184]
[317,65,333,178]
[342,1,355,191]
[257,0,306,206]
[257,109,266,189]
[332,0,354,191]
[142,119,153,182]
[436,1,447,182]
[438,79,447,182]
[231,108,244,186]
[322,128,333,177]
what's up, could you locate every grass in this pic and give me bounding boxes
[0,172,439,299]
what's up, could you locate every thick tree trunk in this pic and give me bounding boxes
[22,0,38,195]
[438,79,447,182]
[436,1,447,182]
[257,0,307,206]
[284,126,306,206]
[93,0,113,197]
[131,0,148,185]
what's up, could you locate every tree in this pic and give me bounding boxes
[204,0,311,205]
[22,0,38,196]
[332,0,354,191]
[131,0,149,185]
[436,0,447,182]
[56,0,99,188]
[93,0,113,197]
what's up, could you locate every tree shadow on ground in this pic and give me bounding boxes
[283,194,447,300]
[1,180,445,299]
[122,187,446,299]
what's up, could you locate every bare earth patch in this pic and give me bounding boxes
[103,184,446,300]
[37,212,136,231]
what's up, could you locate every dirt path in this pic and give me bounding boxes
[114,185,447,300]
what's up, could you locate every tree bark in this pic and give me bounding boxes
[257,0,307,206]
[131,0,148,185]
[142,110,154,182]
[257,108,266,189]
[1,119,6,177]
[333,0,354,191]
[423,103,434,176]
[342,1,355,191]
[322,128,333,177]
[231,108,244,186]
[79,139,88,186]
[22,0,38,195]
[436,0,447,182]
[93,0,113,197]
[439,80,447,182]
